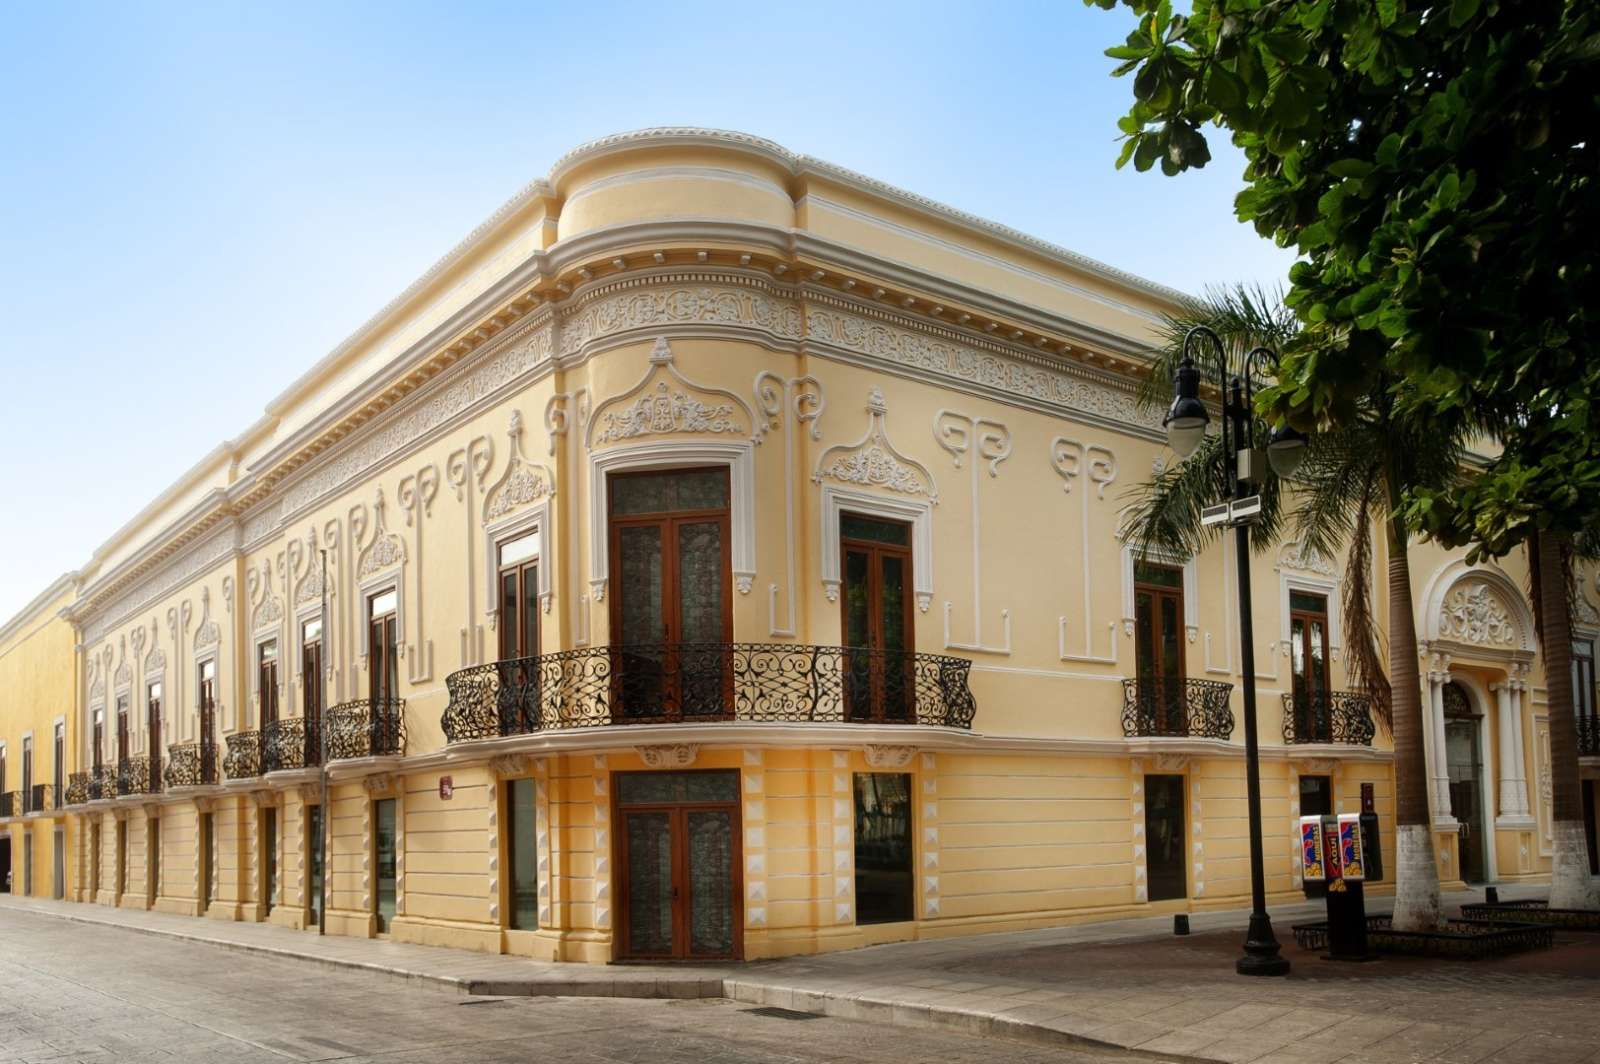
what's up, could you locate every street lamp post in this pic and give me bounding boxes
[1163,325,1305,978]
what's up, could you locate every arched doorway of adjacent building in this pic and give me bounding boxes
[1443,681,1488,882]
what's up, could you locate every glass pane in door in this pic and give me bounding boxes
[1158,595,1183,733]
[617,525,666,718]
[374,799,396,932]
[308,805,324,926]
[686,810,735,957]
[625,811,674,957]
[879,555,909,720]
[677,520,725,716]
[844,549,872,720]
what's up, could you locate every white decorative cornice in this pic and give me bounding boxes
[78,524,239,647]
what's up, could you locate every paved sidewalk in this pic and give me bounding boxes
[7,885,1597,1064]
[0,894,727,998]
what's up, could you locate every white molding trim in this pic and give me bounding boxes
[587,439,757,602]
[357,572,405,666]
[754,370,825,637]
[1420,558,1537,659]
[584,336,758,450]
[818,485,935,613]
[483,501,554,622]
[193,650,219,742]
[934,408,1013,656]
[1053,436,1119,666]
[1121,544,1198,643]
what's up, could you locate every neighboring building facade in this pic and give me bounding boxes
[0,575,79,902]
[26,129,1599,962]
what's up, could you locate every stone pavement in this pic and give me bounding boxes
[6,885,1598,1064]
[0,908,1135,1063]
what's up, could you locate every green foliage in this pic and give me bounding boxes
[1086,0,1600,558]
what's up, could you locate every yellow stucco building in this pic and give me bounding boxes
[8,129,1597,962]
[0,575,79,901]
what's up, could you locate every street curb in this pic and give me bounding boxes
[7,900,1220,1059]
[723,977,1222,1064]
[1,901,721,1000]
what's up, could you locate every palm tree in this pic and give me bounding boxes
[1123,284,1466,931]
[1527,528,1600,909]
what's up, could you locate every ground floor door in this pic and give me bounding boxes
[617,770,741,961]
[373,799,396,933]
[1445,718,1486,882]
[53,829,65,900]
[1144,774,1186,902]
[0,836,10,893]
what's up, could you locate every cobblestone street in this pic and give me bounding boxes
[0,907,1138,1064]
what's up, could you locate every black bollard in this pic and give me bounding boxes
[1485,886,1499,905]
[1174,914,1190,936]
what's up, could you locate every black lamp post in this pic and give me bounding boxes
[1163,325,1305,978]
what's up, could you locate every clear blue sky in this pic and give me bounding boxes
[0,0,1295,623]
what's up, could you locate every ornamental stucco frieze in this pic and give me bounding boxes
[558,283,802,358]
[80,525,238,647]
[275,316,554,523]
[1439,582,1519,648]
[79,264,1158,640]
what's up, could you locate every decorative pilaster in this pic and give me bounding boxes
[1130,760,1148,903]
[920,752,941,918]
[1508,666,1533,818]
[830,751,853,925]
[743,749,767,932]
[592,755,610,933]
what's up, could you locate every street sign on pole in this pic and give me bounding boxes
[1200,494,1264,528]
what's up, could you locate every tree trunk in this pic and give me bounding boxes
[1386,510,1442,930]
[1536,531,1600,909]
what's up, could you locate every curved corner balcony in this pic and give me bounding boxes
[1281,691,1376,746]
[116,756,162,796]
[91,764,119,800]
[325,698,407,760]
[1121,677,1235,739]
[65,772,92,806]
[263,716,323,772]
[442,643,977,742]
[164,741,218,788]
[224,732,262,780]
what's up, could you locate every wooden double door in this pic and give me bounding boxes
[616,770,741,961]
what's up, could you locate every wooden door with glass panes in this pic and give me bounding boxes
[496,532,541,734]
[258,641,279,730]
[840,514,915,722]
[615,770,741,961]
[1289,591,1332,741]
[1134,563,1187,735]
[608,469,732,721]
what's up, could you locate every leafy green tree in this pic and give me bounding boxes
[1124,285,1465,930]
[1086,0,1600,909]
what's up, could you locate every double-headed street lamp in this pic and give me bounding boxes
[1164,325,1306,977]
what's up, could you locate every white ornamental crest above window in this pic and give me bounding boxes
[358,488,407,579]
[1438,583,1518,647]
[813,388,937,499]
[586,337,755,449]
[483,410,555,521]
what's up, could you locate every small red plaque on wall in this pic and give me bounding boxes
[439,776,454,800]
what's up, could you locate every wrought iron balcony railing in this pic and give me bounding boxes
[1281,691,1376,746]
[1580,712,1599,758]
[91,764,118,800]
[224,731,262,780]
[25,783,58,814]
[263,716,322,772]
[325,698,406,760]
[164,741,218,788]
[1121,677,1236,739]
[0,792,16,817]
[442,643,977,742]
[117,756,161,796]
[65,772,91,805]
